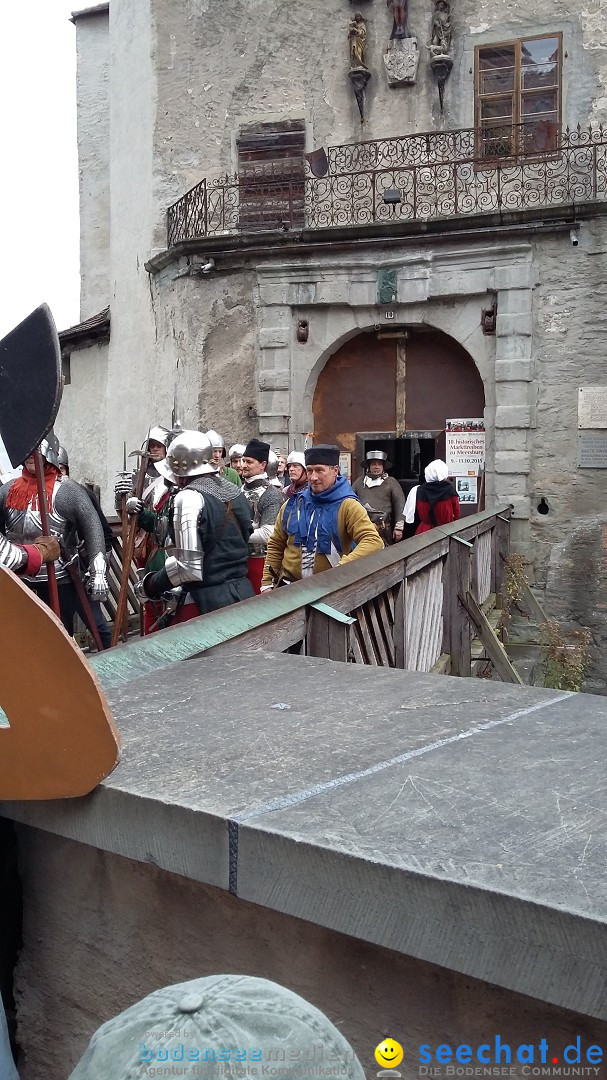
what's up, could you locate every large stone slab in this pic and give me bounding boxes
[3,653,607,1018]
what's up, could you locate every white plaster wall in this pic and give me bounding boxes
[75,12,110,320]
[55,343,109,508]
[104,0,160,505]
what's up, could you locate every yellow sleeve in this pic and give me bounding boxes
[338,500,384,564]
[261,505,289,587]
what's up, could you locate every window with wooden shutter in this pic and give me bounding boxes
[476,34,562,159]
[237,119,306,231]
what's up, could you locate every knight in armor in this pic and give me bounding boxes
[206,430,242,486]
[114,426,172,512]
[115,426,175,634]
[137,430,254,623]
[57,445,113,648]
[241,439,285,551]
[0,433,108,635]
[351,450,405,544]
[266,450,285,492]
[228,443,245,479]
[282,451,308,498]
[0,532,60,577]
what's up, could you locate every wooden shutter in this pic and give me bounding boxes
[237,120,306,231]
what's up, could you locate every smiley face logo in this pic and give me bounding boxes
[374,1038,404,1069]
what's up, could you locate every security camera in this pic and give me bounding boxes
[201,258,216,273]
[570,230,579,247]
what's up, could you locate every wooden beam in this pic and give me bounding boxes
[396,338,406,436]
[445,536,472,677]
[518,581,549,625]
[493,513,510,603]
[461,591,523,685]
[307,603,356,662]
[393,579,407,668]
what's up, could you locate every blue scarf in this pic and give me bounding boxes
[284,475,359,555]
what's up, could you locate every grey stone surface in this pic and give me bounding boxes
[4,652,607,1018]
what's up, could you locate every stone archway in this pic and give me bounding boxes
[312,326,485,477]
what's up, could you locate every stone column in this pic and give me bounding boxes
[493,268,535,552]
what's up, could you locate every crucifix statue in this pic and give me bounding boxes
[387,0,410,39]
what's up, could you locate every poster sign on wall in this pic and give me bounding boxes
[456,476,478,504]
[446,418,486,476]
[339,452,352,481]
[446,418,485,507]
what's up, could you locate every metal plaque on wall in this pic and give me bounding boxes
[578,387,607,429]
[577,432,607,468]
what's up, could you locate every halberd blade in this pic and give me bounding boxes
[0,304,62,468]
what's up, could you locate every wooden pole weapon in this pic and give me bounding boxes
[111,450,149,647]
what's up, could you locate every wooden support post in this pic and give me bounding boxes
[445,535,472,677]
[306,602,356,663]
[393,578,407,669]
[395,338,406,436]
[493,513,510,606]
[461,591,523,685]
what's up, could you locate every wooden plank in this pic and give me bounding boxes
[518,581,549,625]
[396,338,406,437]
[373,596,395,667]
[493,514,510,603]
[445,536,471,677]
[367,600,390,665]
[430,653,451,675]
[461,591,523,685]
[356,608,379,666]
[350,628,365,665]
[306,604,355,663]
[393,579,406,668]
[405,539,450,577]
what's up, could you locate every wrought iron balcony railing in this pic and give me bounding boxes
[167,123,607,247]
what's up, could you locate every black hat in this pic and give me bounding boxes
[243,438,270,464]
[305,444,340,467]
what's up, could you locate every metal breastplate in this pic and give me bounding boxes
[243,480,268,527]
[4,481,69,584]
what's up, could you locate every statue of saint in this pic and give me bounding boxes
[349,13,367,69]
[430,0,452,54]
[387,0,410,39]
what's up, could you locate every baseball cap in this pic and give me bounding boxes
[69,974,365,1080]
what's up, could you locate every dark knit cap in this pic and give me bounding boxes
[243,438,270,463]
[305,444,340,467]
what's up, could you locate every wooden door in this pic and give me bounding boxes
[312,334,396,457]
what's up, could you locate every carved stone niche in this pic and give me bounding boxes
[384,37,419,86]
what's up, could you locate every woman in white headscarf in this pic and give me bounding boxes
[403,459,460,535]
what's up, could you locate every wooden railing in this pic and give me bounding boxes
[91,506,512,689]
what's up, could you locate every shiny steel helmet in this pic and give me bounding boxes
[266,450,279,480]
[57,445,69,469]
[229,443,245,460]
[38,431,61,468]
[145,426,171,450]
[157,430,216,480]
[206,429,226,456]
[365,451,387,462]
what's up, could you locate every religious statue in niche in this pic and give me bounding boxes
[430,0,452,54]
[384,0,419,86]
[348,13,371,123]
[349,12,367,68]
[428,0,453,112]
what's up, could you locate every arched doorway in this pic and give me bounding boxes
[312,326,486,513]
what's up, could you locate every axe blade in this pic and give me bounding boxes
[0,304,62,468]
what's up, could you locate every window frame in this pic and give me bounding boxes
[474,32,563,162]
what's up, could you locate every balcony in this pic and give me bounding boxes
[166,122,607,248]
